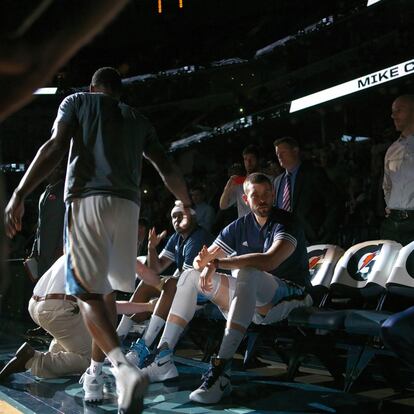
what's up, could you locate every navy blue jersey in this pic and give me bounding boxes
[214,208,310,288]
[161,226,213,273]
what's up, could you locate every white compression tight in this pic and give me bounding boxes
[158,269,224,349]
[218,267,279,359]
[158,268,280,351]
[227,267,279,328]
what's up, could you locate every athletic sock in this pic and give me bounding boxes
[217,328,245,360]
[158,321,184,350]
[143,314,165,347]
[89,359,104,376]
[116,315,133,338]
[107,347,129,369]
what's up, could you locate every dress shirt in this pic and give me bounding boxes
[33,256,66,296]
[383,134,414,210]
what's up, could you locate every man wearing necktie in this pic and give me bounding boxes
[281,172,292,212]
[273,136,342,245]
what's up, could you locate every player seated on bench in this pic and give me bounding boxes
[140,172,313,404]
[117,201,213,367]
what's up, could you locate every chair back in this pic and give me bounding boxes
[386,240,414,299]
[330,240,402,297]
[307,244,345,289]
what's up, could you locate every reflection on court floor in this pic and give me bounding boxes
[0,322,412,413]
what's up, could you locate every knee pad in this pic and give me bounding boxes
[177,269,199,288]
[236,268,258,287]
[227,269,259,329]
[170,269,200,322]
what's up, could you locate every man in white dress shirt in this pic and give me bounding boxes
[381,94,414,246]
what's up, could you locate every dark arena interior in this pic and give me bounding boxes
[1,0,414,413]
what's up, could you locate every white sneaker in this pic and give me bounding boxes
[79,369,104,403]
[189,357,231,404]
[141,345,178,383]
[112,362,148,414]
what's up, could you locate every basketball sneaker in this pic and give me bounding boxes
[189,357,231,404]
[112,362,148,414]
[126,337,150,368]
[141,343,178,382]
[79,368,104,403]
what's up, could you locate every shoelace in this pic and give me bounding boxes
[79,370,104,385]
[200,365,221,389]
[142,352,156,367]
[128,342,145,359]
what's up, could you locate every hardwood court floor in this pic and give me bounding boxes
[1,317,413,414]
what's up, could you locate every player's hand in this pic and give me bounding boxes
[4,192,25,238]
[199,262,216,293]
[135,259,148,275]
[148,227,167,249]
[194,245,220,270]
[177,205,192,231]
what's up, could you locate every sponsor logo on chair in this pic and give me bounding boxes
[406,250,414,278]
[307,249,327,279]
[347,244,383,282]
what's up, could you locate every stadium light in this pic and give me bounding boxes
[367,0,382,6]
[33,87,58,95]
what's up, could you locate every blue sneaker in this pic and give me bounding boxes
[125,338,150,369]
[189,357,232,404]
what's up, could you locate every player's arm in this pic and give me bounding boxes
[135,260,161,287]
[193,244,226,271]
[214,239,295,272]
[145,146,191,207]
[5,121,72,237]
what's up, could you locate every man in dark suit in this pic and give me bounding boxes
[273,136,342,245]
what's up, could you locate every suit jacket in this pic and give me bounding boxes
[273,161,343,244]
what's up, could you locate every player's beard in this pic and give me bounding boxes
[252,203,271,218]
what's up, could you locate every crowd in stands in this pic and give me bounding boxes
[142,136,391,252]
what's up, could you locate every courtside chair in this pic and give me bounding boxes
[342,240,414,390]
[288,240,402,388]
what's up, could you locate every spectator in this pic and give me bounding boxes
[219,144,261,217]
[190,185,216,233]
[381,95,414,246]
[273,136,342,244]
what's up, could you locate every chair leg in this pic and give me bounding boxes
[286,340,307,380]
[314,341,345,386]
[243,331,259,367]
[344,345,376,392]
